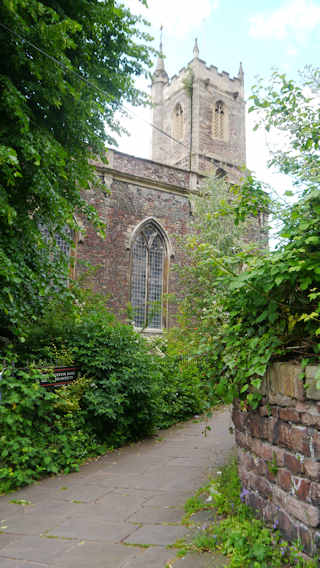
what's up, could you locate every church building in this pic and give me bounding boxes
[75,40,246,332]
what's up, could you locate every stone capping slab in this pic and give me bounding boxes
[264,362,305,401]
[261,362,320,402]
[305,366,320,400]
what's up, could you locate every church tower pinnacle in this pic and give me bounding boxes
[153,25,168,81]
[193,38,199,59]
[151,27,169,165]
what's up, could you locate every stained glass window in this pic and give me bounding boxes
[131,221,166,329]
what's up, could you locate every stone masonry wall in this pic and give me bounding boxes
[233,362,320,555]
[76,150,197,327]
[151,55,245,182]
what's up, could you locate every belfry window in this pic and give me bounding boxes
[172,103,184,140]
[130,221,167,329]
[213,100,225,139]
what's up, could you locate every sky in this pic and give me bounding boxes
[113,0,320,199]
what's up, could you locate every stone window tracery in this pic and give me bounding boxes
[130,220,167,329]
[213,100,225,140]
[172,103,184,141]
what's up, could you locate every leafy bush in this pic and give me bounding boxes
[0,365,99,492]
[13,293,163,445]
[156,355,209,429]
[69,322,162,444]
[1,291,216,493]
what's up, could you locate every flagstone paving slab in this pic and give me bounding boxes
[0,561,49,568]
[0,533,20,549]
[0,406,234,567]
[126,504,184,524]
[121,546,177,568]
[124,523,187,546]
[174,552,229,567]
[52,541,142,568]
[143,491,191,509]
[46,518,137,542]
[0,534,75,563]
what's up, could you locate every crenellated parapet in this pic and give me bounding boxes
[151,39,246,181]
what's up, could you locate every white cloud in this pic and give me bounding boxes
[247,111,294,187]
[249,0,320,41]
[287,47,298,56]
[112,105,151,160]
[127,0,218,38]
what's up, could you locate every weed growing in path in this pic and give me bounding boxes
[177,460,317,568]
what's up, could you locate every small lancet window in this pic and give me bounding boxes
[130,221,167,329]
[213,100,225,140]
[172,103,184,140]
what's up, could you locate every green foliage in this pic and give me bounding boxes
[14,293,162,445]
[267,452,279,476]
[1,290,216,493]
[0,0,154,341]
[170,68,320,408]
[16,291,214,439]
[182,67,194,98]
[249,67,320,197]
[70,322,162,445]
[0,365,100,493]
[156,356,208,429]
[180,461,317,568]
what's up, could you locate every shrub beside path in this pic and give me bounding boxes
[0,406,234,568]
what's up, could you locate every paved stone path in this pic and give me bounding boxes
[0,406,234,568]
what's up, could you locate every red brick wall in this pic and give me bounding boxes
[233,362,320,556]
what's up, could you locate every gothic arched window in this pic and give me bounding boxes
[130,221,167,329]
[213,100,225,139]
[172,103,184,140]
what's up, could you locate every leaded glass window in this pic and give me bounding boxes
[213,101,225,139]
[131,222,166,329]
[55,229,72,258]
[39,224,73,284]
[40,225,72,260]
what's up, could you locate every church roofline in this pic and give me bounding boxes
[91,148,206,195]
[106,147,204,176]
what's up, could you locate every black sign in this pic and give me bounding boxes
[40,366,79,388]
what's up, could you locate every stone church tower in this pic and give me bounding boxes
[151,39,246,181]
